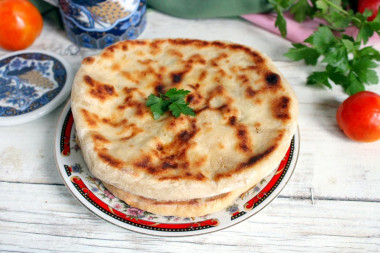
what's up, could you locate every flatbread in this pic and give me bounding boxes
[71,39,298,202]
[102,181,253,217]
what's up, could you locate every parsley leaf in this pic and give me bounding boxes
[284,43,320,65]
[269,0,380,95]
[146,88,195,120]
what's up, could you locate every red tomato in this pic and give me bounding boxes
[0,0,43,51]
[336,91,380,142]
[358,0,380,21]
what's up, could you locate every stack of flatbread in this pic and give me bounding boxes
[71,39,298,217]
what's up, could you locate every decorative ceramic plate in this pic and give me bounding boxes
[0,51,73,126]
[55,100,300,236]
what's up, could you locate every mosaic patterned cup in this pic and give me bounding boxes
[58,0,147,49]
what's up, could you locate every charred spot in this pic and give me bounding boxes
[155,84,165,94]
[237,129,246,138]
[82,57,95,65]
[156,144,163,151]
[178,130,192,142]
[245,87,256,97]
[229,116,237,126]
[134,156,151,169]
[162,162,178,169]
[121,44,128,51]
[265,73,280,87]
[103,85,115,95]
[186,94,194,103]
[273,96,291,120]
[172,72,184,84]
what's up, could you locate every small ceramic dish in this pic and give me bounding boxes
[0,50,73,126]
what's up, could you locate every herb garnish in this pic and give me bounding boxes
[269,0,380,95]
[146,88,196,120]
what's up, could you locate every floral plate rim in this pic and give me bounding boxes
[0,50,73,126]
[55,100,300,237]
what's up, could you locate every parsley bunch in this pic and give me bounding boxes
[269,0,380,95]
[146,88,195,119]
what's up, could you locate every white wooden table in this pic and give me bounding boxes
[1,10,380,253]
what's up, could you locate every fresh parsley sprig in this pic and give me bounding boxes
[146,88,195,120]
[269,0,380,95]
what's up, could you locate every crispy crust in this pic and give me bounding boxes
[71,39,298,201]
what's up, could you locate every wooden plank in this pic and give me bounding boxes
[0,182,379,252]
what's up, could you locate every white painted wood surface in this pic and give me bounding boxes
[1,10,380,252]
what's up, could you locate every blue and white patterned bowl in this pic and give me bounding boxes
[58,0,147,49]
[0,51,73,126]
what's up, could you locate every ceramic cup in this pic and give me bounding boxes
[58,0,147,49]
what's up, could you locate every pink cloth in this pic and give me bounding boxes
[242,13,380,47]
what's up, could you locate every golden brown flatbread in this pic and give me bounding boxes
[71,39,298,216]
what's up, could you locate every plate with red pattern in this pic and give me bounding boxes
[55,100,300,236]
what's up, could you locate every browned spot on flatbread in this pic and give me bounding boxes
[138,59,156,65]
[210,52,228,67]
[198,70,208,81]
[155,83,165,94]
[106,44,118,53]
[117,92,150,117]
[83,75,118,101]
[188,54,207,65]
[121,44,128,51]
[245,87,256,98]
[167,49,183,58]
[121,71,140,84]
[265,72,280,87]
[172,72,184,84]
[102,118,128,127]
[98,151,124,169]
[215,145,276,181]
[228,116,252,153]
[119,128,143,141]
[81,108,99,128]
[111,63,120,71]
[92,133,110,144]
[132,119,202,180]
[82,57,95,65]
[273,96,291,120]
